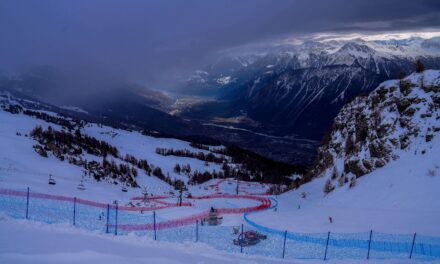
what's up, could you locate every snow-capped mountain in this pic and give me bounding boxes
[179,37,440,140]
[305,70,440,192]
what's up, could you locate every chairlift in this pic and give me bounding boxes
[77,180,86,190]
[48,174,56,185]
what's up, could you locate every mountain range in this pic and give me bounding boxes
[1,37,440,166]
[178,37,440,140]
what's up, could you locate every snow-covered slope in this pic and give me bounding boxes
[1,74,439,262]
[0,92,227,203]
[0,216,291,264]
[245,70,440,235]
[248,135,440,235]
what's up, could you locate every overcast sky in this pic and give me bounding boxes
[1,0,440,89]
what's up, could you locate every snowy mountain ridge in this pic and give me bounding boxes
[188,36,440,85]
[179,37,440,143]
[306,70,440,192]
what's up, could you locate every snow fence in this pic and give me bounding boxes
[0,187,439,260]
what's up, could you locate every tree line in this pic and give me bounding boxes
[29,125,187,190]
[155,147,227,164]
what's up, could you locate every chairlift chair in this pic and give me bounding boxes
[77,180,86,190]
[142,187,148,196]
[48,174,56,185]
[121,185,128,192]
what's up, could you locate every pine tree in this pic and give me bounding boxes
[398,70,406,80]
[414,59,426,89]
[349,176,357,188]
[338,175,346,187]
[323,179,335,194]
[174,164,181,174]
[414,59,425,73]
[331,167,338,180]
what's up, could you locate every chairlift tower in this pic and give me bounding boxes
[236,177,239,195]
[178,186,183,206]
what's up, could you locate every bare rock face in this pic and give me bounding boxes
[307,70,440,192]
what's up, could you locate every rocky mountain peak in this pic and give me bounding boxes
[306,70,440,192]
[337,42,376,56]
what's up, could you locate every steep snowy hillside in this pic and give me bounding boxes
[307,70,440,191]
[246,71,440,235]
[247,135,440,235]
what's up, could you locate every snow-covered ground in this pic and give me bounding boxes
[246,71,440,236]
[249,135,440,235]
[1,89,440,262]
[0,215,288,264]
[0,98,228,203]
[2,216,438,264]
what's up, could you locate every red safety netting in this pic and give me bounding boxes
[130,195,170,201]
[208,179,272,196]
[116,194,271,231]
[0,188,270,230]
[115,211,210,231]
[191,194,271,214]
[0,188,189,211]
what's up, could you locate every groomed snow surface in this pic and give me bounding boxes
[1,216,438,264]
[0,215,288,264]
[250,135,440,235]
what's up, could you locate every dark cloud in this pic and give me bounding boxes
[0,0,439,89]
